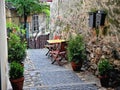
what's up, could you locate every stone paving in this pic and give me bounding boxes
[22,49,98,90]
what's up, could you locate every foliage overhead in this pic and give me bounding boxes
[6,0,50,16]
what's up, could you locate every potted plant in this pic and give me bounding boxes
[8,33,26,63]
[98,58,113,87]
[9,61,24,90]
[7,23,27,63]
[67,35,86,71]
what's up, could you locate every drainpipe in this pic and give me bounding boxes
[0,0,8,90]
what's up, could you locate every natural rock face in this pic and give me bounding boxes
[50,0,120,72]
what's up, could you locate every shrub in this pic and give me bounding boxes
[9,61,24,79]
[98,58,113,76]
[8,33,26,63]
[67,35,86,63]
[7,23,27,63]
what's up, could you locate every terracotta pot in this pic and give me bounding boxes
[71,62,83,71]
[99,75,109,87]
[10,77,24,90]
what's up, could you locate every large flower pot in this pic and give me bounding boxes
[10,77,24,90]
[71,62,83,71]
[99,75,109,87]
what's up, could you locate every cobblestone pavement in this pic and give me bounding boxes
[8,49,116,90]
[22,49,98,90]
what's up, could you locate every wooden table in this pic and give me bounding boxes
[45,39,65,56]
[47,39,66,44]
[47,39,67,65]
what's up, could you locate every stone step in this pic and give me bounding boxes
[23,83,97,90]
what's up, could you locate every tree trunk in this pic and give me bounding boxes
[23,6,27,30]
[24,15,27,30]
[23,6,28,45]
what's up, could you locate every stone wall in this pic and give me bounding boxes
[50,0,120,73]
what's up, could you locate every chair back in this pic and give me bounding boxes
[59,42,67,52]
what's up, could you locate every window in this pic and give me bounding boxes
[32,15,39,32]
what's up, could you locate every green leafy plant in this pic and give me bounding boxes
[98,58,113,76]
[90,8,97,12]
[67,35,86,63]
[6,0,50,29]
[8,33,26,63]
[8,23,27,63]
[9,61,24,79]
[7,22,25,39]
[96,28,99,37]
[103,25,110,36]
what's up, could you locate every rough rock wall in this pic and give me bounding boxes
[50,0,85,39]
[50,0,120,38]
[50,0,120,73]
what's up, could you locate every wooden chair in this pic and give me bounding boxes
[45,44,55,56]
[50,41,67,65]
[45,35,61,56]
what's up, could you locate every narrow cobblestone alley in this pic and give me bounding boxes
[22,49,98,90]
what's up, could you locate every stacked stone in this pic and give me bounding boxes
[85,37,120,75]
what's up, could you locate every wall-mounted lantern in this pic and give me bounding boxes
[96,10,107,27]
[88,12,96,28]
[89,10,107,28]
